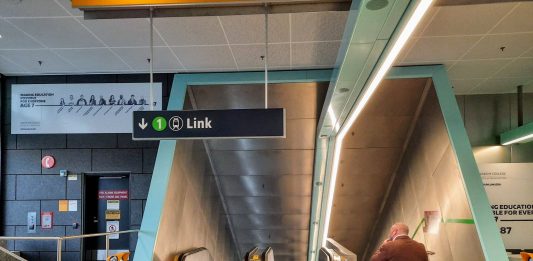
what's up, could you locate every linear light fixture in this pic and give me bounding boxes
[321,0,434,246]
[501,122,533,145]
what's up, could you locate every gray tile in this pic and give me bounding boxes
[67,178,82,200]
[92,149,142,173]
[130,200,143,226]
[143,149,157,174]
[41,200,80,226]
[41,251,81,261]
[42,149,91,175]
[3,175,16,200]
[2,130,16,149]
[171,46,237,70]
[65,226,81,252]
[3,150,42,174]
[291,42,341,67]
[67,134,117,148]
[15,226,65,251]
[130,174,151,200]
[3,201,40,226]
[16,175,66,200]
[291,11,348,41]
[19,251,40,260]
[117,134,158,148]
[2,226,15,250]
[17,135,66,149]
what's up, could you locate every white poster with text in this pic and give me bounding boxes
[11,83,162,134]
[479,163,533,251]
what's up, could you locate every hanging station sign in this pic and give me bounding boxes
[132,108,286,140]
[478,163,533,251]
[11,83,162,134]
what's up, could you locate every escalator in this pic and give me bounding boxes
[244,246,275,261]
[319,239,357,261]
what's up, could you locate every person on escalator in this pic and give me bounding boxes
[370,223,428,261]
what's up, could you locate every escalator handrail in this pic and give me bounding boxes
[261,246,273,261]
[245,247,260,261]
[178,247,210,261]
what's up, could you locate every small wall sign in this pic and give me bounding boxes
[42,212,53,229]
[41,155,56,169]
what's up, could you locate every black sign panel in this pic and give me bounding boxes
[133,108,285,140]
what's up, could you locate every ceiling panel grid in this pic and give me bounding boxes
[0,0,348,75]
[397,2,533,95]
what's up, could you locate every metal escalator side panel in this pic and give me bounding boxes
[261,247,273,261]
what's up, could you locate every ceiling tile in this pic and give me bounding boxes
[291,11,348,42]
[0,0,69,17]
[154,16,226,46]
[470,77,533,94]
[490,2,533,34]
[495,58,533,78]
[450,78,485,94]
[219,14,289,44]
[0,55,26,74]
[54,48,130,72]
[421,3,516,37]
[112,47,182,71]
[412,6,439,37]
[80,18,165,47]
[448,59,511,79]
[0,19,43,49]
[463,33,533,60]
[171,45,236,70]
[231,43,290,69]
[0,49,77,73]
[403,36,481,62]
[291,41,340,67]
[524,47,533,58]
[8,17,103,48]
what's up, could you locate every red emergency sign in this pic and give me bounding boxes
[41,156,56,169]
[98,190,129,200]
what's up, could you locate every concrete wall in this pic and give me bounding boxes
[456,93,533,163]
[0,74,172,260]
[153,139,237,261]
[366,88,485,260]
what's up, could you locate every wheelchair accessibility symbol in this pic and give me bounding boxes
[169,116,184,131]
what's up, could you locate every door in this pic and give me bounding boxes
[83,174,130,261]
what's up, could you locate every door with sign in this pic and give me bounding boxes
[83,174,130,260]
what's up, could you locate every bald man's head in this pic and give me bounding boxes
[389,223,409,239]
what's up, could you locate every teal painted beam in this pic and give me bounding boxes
[500,121,533,145]
[385,65,508,261]
[134,69,333,261]
[134,74,186,261]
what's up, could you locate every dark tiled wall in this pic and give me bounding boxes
[1,73,173,261]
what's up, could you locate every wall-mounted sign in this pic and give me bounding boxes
[133,109,286,140]
[98,190,129,200]
[27,212,36,233]
[41,155,56,169]
[107,200,120,210]
[11,83,162,134]
[106,221,120,239]
[479,163,533,251]
[106,210,121,220]
[41,212,53,229]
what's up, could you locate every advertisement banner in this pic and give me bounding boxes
[11,83,162,134]
[479,163,533,251]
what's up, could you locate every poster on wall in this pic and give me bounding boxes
[479,163,533,251]
[11,83,162,134]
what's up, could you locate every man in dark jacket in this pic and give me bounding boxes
[371,223,428,261]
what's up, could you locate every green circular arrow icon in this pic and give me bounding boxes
[152,116,167,131]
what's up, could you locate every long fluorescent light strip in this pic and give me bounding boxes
[502,133,533,146]
[321,0,434,246]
